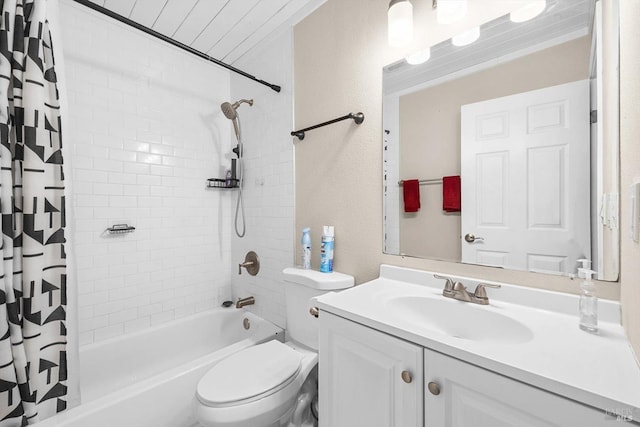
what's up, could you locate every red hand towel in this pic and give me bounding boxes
[443,175,461,212]
[403,179,420,213]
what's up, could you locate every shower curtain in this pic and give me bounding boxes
[0,0,68,425]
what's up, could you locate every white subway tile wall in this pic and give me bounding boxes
[60,0,234,346]
[230,29,295,329]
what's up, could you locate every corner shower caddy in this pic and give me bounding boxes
[206,178,239,189]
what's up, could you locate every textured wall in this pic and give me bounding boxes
[60,0,233,345]
[229,28,295,329]
[293,0,621,300]
[620,0,640,363]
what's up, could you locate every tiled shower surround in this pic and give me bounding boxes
[61,1,235,345]
[229,29,296,330]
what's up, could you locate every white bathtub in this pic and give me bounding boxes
[34,309,283,427]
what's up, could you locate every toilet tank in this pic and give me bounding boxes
[283,268,354,350]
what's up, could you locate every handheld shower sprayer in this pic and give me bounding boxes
[221,99,254,120]
[220,98,254,239]
[221,99,253,141]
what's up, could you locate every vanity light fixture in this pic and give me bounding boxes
[406,47,431,65]
[510,0,546,23]
[436,0,467,25]
[388,0,413,47]
[452,26,480,46]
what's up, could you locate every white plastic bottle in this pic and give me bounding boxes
[577,259,597,333]
[301,228,311,269]
[319,226,334,273]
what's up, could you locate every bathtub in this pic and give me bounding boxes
[34,309,283,427]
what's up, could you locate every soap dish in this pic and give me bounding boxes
[106,224,136,234]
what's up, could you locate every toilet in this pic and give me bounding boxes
[195,268,354,427]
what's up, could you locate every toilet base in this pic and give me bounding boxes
[286,367,318,427]
[196,343,317,427]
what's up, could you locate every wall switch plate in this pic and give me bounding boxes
[631,181,640,242]
[609,192,619,229]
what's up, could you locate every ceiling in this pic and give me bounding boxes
[84,0,324,65]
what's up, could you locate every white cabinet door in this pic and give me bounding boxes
[319,312,423,427]
[424,349,612,427]
[460,80,590,274]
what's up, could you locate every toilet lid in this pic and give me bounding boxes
[197,340,303,405]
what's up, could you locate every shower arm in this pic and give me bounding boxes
[291,112,365,140]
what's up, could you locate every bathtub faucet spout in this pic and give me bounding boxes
[236,296,255,309]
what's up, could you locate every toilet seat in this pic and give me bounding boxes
[197,340,303,407]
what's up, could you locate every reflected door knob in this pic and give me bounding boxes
[428,381,441,395]
[464,233,485,243]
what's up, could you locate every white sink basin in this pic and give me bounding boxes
[386,295,534,344]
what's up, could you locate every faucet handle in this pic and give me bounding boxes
[473,283,501,299]
[238,251,260,276]
[434,274,456,297]
[238,261,253,275]
[433,274,454,292]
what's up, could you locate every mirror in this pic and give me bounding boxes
[382,0,619,281]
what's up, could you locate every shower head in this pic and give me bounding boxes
[221,99,253,141]
[221,99,254,120]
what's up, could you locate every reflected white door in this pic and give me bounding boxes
[461,80,590,274]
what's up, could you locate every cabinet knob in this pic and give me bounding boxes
[309,307,319,318]
[428,381,441,395]
[401,370,412,383]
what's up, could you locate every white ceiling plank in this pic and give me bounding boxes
[83,0,327,70]
[207,0,290,61]
[217,0,313,64]
[190,0,261,54]
[171,0,228,45]
[226,0,326,65]
[152,0,198,36]
[129,0,169,28]
[103,0,136,17]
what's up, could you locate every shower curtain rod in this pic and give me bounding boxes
[71,0,281,93]
[291,112,365,140]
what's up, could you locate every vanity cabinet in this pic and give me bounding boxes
[319,312,615,427]
[318,312,423,427]
[424,349,611,427]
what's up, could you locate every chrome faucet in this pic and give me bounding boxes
[236,296,255,309]
[434,275,501,305]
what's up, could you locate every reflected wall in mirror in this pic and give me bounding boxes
[382,0,620,280]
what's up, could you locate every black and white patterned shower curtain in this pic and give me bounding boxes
[0,0,67,425]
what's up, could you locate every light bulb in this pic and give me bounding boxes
[388,0,413,47]
[510,0,546,23]
[437,0,467,25]
[452,26,480,46]
[406,48,431,65]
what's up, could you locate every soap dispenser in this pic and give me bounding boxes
[577,259,597,333]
